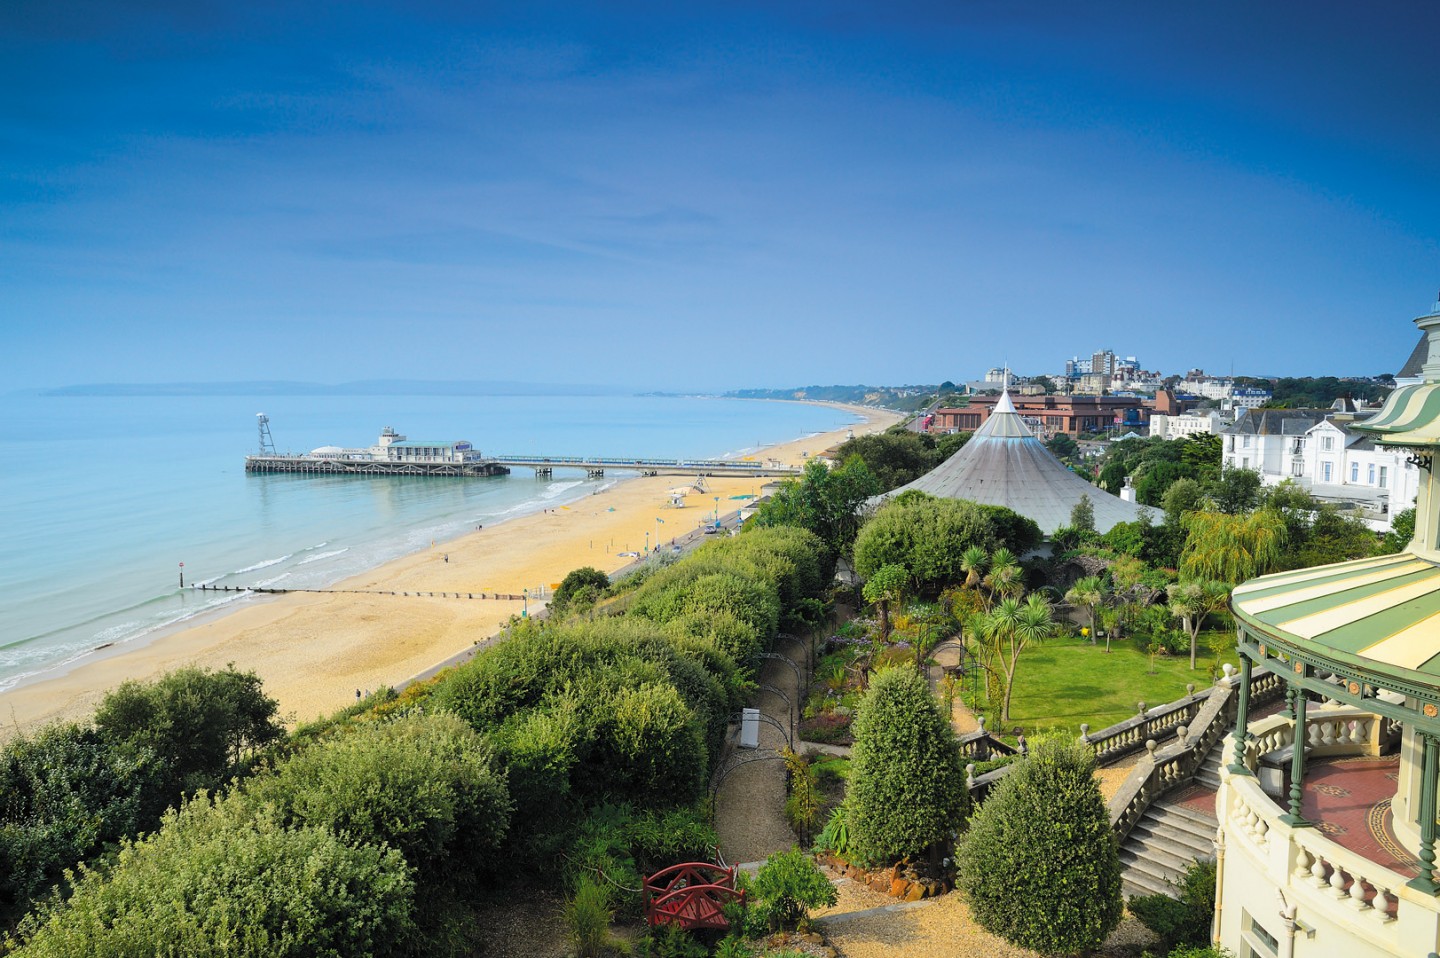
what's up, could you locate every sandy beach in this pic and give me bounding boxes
[0,403,902,736]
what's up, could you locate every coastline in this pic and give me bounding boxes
[0,402,903,737]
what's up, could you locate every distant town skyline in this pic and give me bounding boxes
[4,2,1438,391]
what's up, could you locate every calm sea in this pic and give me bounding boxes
[0,391,858,691]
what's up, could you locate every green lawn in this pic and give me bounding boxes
[963,631,1232,737]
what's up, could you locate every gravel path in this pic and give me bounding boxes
[714,637,807,864]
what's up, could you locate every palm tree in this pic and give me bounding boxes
[1063,575,1105,645]
[982,548,1023,607]
[1168,578,1232,669]
[977,592,1055,723]
[960,546,988,594]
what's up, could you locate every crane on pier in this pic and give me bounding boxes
[256,414,277,456]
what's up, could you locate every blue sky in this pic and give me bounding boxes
[3,1,1438,391]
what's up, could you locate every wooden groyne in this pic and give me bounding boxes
[192,584,526,600]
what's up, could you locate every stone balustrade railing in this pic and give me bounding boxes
[1241,706,1401,771]
[1107,664,1284,846]
[1082,688,1209,765]
[1221,763,1434,952]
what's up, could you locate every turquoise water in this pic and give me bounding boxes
[0,392,857,691]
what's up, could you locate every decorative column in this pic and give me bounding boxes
[1408,731,1439,894]
[1282,678,1312,827]
[1229,652,1253,774]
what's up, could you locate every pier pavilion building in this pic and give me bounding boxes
[1217,306,1440,958]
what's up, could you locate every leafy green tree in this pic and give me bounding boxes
[0,723,161,927]
[933,431,972,461]
[833,429,938,492]
[853,496,1037,595]
[1070,494,1095,533]
[94,665,283,803]
[553,566,610,614]
[1210,467,1263,514]
[1180,510,1287,584]
[748,456,880,562]
[243,712,510,887]
[847,668,968,865]
[1380,507,1417,554]
[1097,460,1128,494]
[1162,477,1206,524]
[1291,505,1380,569]
[1179,433,1222,486]
[957,739,1122,954]
[1134,460,1185,506]
[1167,579,1231,669]
[861,563,908,643]
[11,794,415,958]
[1047,433,1080,460]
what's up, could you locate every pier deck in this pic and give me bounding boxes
[245,454,800,479]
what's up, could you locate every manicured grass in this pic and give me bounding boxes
[963,631,1233,737]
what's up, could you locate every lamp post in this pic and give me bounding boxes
[714,496,721,530]
[522,588,529,619]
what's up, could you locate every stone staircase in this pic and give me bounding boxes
[1194,737,1225,791]
[1119,800,1217,900]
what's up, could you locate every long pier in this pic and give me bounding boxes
[244,456,510,477]
[487,454,801,478]
[245,453,801,479]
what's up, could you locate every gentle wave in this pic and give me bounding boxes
[297,548,350,566]
[233,554,292,575]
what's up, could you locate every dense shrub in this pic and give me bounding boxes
[94,665,284,801]
[1128,858,1217,952]
[0,723,161,928]
[587,682,707,806]
[10,794,414,957]
[854,496,1039,595]
[846,668,967,865]
[749,849,837,932]
[957,739,1122,954]
[243,712,510,887]
[553,566,611,611]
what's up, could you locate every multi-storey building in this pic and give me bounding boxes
[1219,404,1417,530]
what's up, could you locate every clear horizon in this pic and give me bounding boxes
[4,2,1438,391]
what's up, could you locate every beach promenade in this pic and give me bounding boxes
[0,404,902,737]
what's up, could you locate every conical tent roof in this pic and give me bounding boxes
[881,391,1144,534]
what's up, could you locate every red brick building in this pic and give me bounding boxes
[930,395,1149,438]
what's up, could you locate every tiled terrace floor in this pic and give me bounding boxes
[1299,754,1418,880]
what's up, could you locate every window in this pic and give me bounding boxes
[1291,459,1304,477]
[1243,435,1252,449]
[1242,457,1250,469]
[1369,464,1376,484]
[1322,462,1333,483]
[1351,462,1359,483]
[1322,435,1334,451]
[1380,465,1388,487]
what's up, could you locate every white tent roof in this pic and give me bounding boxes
[878,391,1145,534]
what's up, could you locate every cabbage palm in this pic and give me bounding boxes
[977,592,1055,723]
[1063,576,1105,646]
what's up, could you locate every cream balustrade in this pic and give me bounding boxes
[1218,717,1439,958]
